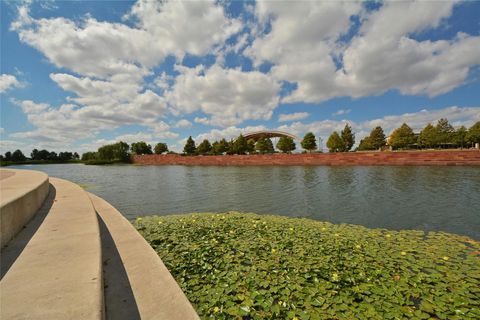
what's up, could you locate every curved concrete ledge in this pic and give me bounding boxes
[0,178,103,320]
[0,169,50,246]
[89,193,199,320]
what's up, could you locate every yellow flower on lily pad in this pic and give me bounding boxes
[213,306,220,313]
[401,251,407,255]
[289,227,294,231]
[158,221,163,225]
[331,273,339,281]
[355,244,361,249]
[443,256,449,261]
[271,248,276,253]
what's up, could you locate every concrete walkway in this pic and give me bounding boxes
[90,193,199,320]
[1,177,103,320]
[0,169,199,319]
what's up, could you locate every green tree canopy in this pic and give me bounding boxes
[340,124,355,151]
[154,142,168,154]
[357,137,373,151]
[247,139,256,154]
[453,126,467,148]
[131,141,153,155]
[11,149,26,162]
[31,149,39,160]
[435,118,455,144]
[232,134,248,154]
[418,123,437,148]
[212,139,229,155]
[466,121,480,144]
[4,151,12,161]
[58,152,73,161]
[81,152,97,161]
[389,123,416,149]
[97,141,131,161]
[184,136,197,155]
[368,126,386,149]
[255,138,275,154]
[197,139,212,155]
[326,131,345,153]
[301,132,317,152]
[276,136,296,153]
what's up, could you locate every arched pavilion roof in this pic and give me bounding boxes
[243,130,299,141]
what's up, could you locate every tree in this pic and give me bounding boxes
[212,139,229,155]
[47,151,58,161]
[453,126,467,149]
[326,131,345,153]
[81,152,97,161]
[114,141,130,161]
[4,151,12,161]
[73,152,80,160]
[232,134,248,155]
[247,139,256,154]
[12,149,26,162]
[276,136,296,153]
[418,123,437,148]
[301,132,317,152]
[389,123,416,150]
[97,141,130,161]
[255,138,274,154]
[184,136,196,155]
[98,145,114,160]
[37,149,50,160]
[466,121,480,145]
[58,152,73,161]
[368,126,386,150]
[340,124,355,151]
[435,118,455,145]
[357,137,373,151]
[131,141,153,155]
[31,149,40,160]
[197,139,212,155]
[154,143,168,154]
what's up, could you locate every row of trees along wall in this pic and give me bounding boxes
[327,119,480,153]
[81,141,172,164]
[0,148,79,164]
[183,134,301,155]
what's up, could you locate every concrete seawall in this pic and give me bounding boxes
[0,169,50,246]
[133,150,480,166]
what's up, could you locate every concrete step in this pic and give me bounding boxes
[0,168,49,246]
[89,193,199,320]
[0,177,103,320]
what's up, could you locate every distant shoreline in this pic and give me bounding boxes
[133,150,480,166]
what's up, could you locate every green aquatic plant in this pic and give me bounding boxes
[134,212,480,320]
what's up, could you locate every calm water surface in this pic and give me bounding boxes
[10,164,480,239]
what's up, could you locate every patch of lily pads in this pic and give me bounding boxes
[134,212,480,319]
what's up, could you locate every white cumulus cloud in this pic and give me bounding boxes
[278,112,309,122]
[0,74,23,93]
[166,64,281,127]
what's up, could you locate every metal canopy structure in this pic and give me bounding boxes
[243,130,299,141]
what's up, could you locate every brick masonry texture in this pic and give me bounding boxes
[132,150,480,166]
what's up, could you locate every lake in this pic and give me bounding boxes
[9,164,480,239]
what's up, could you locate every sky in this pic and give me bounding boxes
[1,0,479,154]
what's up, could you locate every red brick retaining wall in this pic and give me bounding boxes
[132,150,480,166]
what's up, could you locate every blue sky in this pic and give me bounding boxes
[1,0,479,154]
